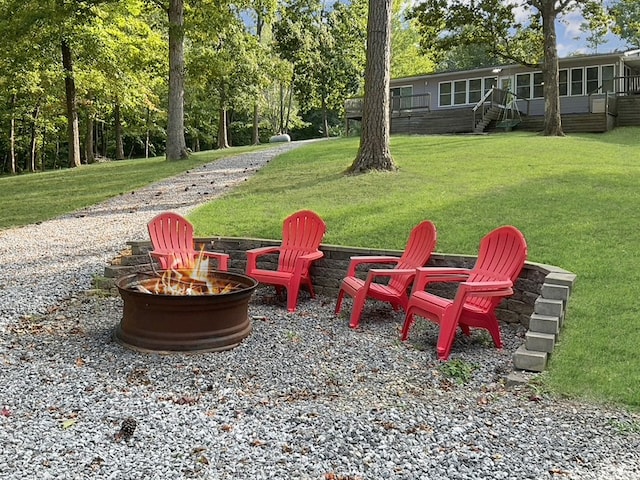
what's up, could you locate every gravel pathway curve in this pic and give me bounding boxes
[1,141,639,479]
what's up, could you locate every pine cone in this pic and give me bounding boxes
[115,417,137,442]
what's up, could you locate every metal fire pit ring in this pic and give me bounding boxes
[114,270,258,353]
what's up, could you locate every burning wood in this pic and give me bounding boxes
[137,249,242,296]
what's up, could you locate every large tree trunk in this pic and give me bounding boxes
[349,0,396,173]
[541,0,564,137]
[114,99,125,160]
[252,11,264,145]
[166,0,189,160]
[61,39,82,167]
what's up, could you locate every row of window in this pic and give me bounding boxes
[437,64,616,107]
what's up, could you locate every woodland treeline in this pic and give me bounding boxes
[0,0,431,174]
[2,0,636,175]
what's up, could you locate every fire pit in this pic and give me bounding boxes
[114,269,258,353]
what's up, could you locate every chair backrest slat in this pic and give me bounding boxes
[278,210,327,273]
[468,226,527,311]
[388,220,437,293]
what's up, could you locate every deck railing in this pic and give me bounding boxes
[345,93,431,119]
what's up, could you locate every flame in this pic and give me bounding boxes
[135,247,241,295]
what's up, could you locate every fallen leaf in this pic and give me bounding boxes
[1,406,11,417]
[75,358,85,367]
[61,418,77,429]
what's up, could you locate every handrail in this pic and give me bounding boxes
[472,88,494,112]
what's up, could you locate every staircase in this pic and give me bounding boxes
[473,106,502,133]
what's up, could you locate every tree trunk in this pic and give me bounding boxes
[9,92,16,174]
[217,106,230,149]
[252,103,260,145]
[251,11,264,145]
[322,97,330,138]
[114,99,125,160]
[166,0,189,160]
[145,107,150,159]
[29,105,40,171]
[85,111,95,164]
[61,39,82,167]
[541,1,564,137]
[349,0,396,173]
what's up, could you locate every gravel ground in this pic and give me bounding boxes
[1,141,639,479]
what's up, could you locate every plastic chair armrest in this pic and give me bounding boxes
[346,256,400,276]
[412,267,472,292]
[201,251,230,271]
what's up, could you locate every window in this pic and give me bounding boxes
[454,80,466,104]
[390,86,413,110]
[468,78,482,103]
[533,72,544,98]
[586,66,599,94]
[439,82,452,106]
[602,65,615,93]
[559,69,568,96]
[484,77,497,93]
[571,68,583,96]
[516,73,531,98]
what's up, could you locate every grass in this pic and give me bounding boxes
[190,128,640,408]
[1,129,639,408]
[0,145,267,229]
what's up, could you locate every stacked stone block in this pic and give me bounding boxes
[512,270,577,372]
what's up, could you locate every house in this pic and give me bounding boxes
[345,50,640,134]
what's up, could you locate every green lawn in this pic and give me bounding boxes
[190,129,640,408]
[2,129,639,408]
[0,145,266,229]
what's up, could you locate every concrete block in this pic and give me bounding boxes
[92,276,115,290]
[104,264,137,279]
[544,272,577,292]
[513,345,548,372]
[541,283,570,303]
[525,331,556,353]
[529,313,560,335]
[534,297,563,318]
[505,372,529,387]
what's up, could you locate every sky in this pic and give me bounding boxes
[556,10,632,57]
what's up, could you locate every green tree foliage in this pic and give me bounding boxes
[273,0,366,138]
[390,0,435,78]
[610,0,640,48]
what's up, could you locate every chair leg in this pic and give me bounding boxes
[400,309,416,341]
[436,310,459,361]
[335,289,346,315]
[305,278,316,299]
[484,318,503,349]
[348,291,367,329]
[286,282,301,313]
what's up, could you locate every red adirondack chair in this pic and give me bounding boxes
[245,210,326,312]
[335,220,437,329]
[147,212,229,271]
[401,225,527,360]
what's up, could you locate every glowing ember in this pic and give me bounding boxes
[136,248,241,295]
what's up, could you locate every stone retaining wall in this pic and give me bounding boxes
[100,236,577,372]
